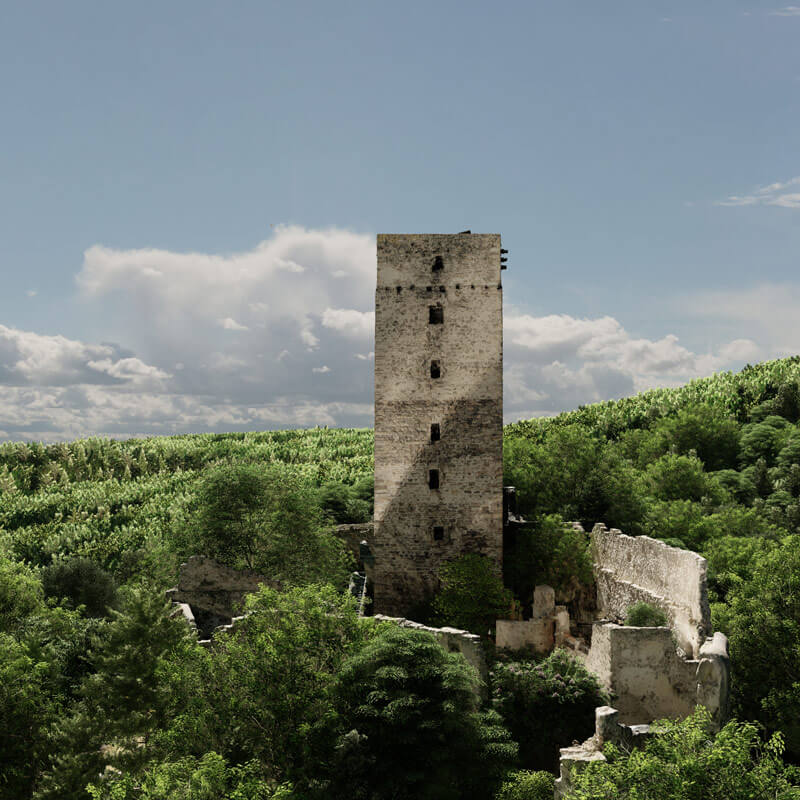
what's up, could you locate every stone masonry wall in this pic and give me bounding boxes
[373,234,504,615]
[585,622,698,722]
[592,524,711,657]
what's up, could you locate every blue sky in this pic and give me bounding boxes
[1,1,799,440]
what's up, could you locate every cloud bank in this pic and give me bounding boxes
[0,226,772,441]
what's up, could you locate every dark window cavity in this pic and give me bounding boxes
[433,255,444,272]
[433,526,445,541]
[429,469,439,489]
[430,423,440,442]
[429,305,444,324]
[430,360,441,379]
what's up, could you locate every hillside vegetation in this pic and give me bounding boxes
[3,357,800,797]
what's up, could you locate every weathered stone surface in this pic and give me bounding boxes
[374,614,489,699]
[592,524,711,657]
[696,632,730,728]
[585,621,731,729]
[166,556,277,636]
[373,234,504,615]
[496,618,555,653]
[586,622,698,723]
[532,584,556,619]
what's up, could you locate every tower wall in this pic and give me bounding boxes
[373,233,503,616]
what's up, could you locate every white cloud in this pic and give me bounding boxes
[716,176,800,208]
[502,311,758,421]
[321,308,375,339]
[770,5,800,14]
[219,317,249,331]
[26,289,37,298]
[0,226,782,440]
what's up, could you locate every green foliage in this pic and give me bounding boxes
[645,453,722,503]
[194,463,350,586]
[0,632,53,799]
[495,770,555,800]
[432,553,513,635]
[86,754,277,800]
[713,536,800,760]
[649,406,741,471]
[492,649,608,773]
[168,584,370,788]
[624,602,668,627]
[0,553,44,632]
[504,515,593,611]
[566,706,800,800]
[503,428,645,533]
[41,557,117,617]
[317,479,372,524]
[323,625,517,800]
[37,585,198,799]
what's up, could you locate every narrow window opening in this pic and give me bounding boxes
[430,423,440,442]
[430,360,441,379]
[429,469,439,489]
[433,526,445,541]
[433,255,444,272]
[429,305,444,325]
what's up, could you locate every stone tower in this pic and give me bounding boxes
[372,233,504,616]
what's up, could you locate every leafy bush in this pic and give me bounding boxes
[567,706,800,800]
[324,625,516,800]
[41,557,117,617]
[194,463,350,586]
[492,649,608,772]
[624,602,668,627]
[645,453,720,503]
[713,536,800,760]
[432,553,514,635]
[504,515,593,611]
[86,753,277,800]
[495,770,555,800]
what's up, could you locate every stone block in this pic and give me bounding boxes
[532,584,556,618]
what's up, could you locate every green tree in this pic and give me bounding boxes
[170,584,371,788]
[41,557,117,617]
[714,536,800,760]
[566,707,800,800]
[624,602,667,627]
[432,553,513,635]
[495,771,555,800]
[323,625,517,800]
[504,515,593,612]
[194,463,350,586]
[37,585,198,800]
[492,649,607,773]
[0,633,53,800]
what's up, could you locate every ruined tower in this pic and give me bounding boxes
[372,233,504,616]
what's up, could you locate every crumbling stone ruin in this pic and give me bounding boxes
[167,555,277,641]
[372,233,505,615]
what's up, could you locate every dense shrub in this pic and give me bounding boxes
[492,649,607,772]
[624,602,668,627]
[41,557,117,617]
[324,625,516,800]
[432,553,513,635]
[495,770,555,800]
[194,463,350,586]
[713,536,800,760]
[567,706,800,800]
[504,515,593,611]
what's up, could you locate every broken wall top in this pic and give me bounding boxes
[592,524,711,657]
